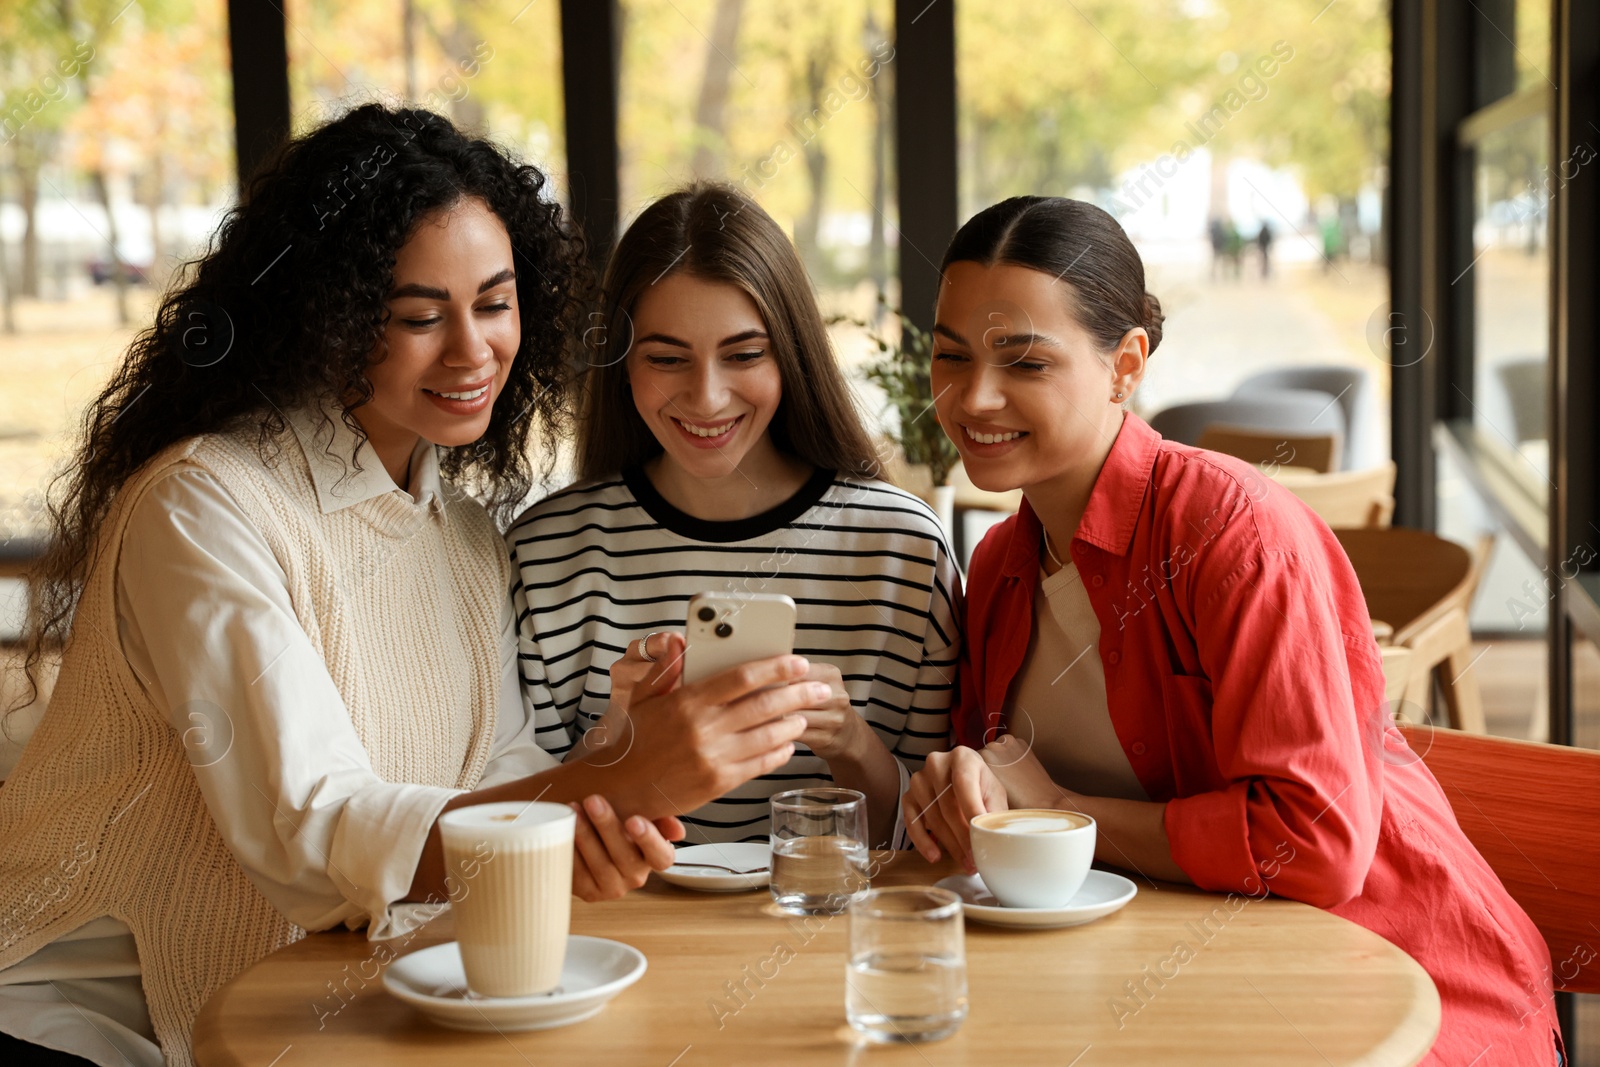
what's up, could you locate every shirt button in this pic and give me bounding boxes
[1131,742,1147,756]
[1107,651,1121,666]
[1090,574,1105,588]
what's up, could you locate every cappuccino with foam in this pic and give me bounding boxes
[972,810,1091,834]
[969,808,1096,909]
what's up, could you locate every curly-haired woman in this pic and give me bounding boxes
[0,107,813,1067]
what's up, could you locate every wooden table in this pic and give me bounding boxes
[194,854,1440,1066]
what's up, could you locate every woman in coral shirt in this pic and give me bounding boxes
[902,196,1560,1065]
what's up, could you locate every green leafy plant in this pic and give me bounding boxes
[842,301,960,489]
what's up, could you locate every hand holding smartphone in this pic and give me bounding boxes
[681,592,797,686]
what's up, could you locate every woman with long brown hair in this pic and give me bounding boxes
[507,184,959,848]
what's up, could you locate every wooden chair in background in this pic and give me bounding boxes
[1397,722,1600,994]
[1149,388,1346,461]
[1273,462,1397,528]
[1336,527,1490,732]
[1231,365,1381,470]
[1379,646,1414,706]
[0,541,40,583]
[1198,425,1342,474]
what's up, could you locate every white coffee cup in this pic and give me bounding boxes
[969,809,1096,909]
[438,801,576,997]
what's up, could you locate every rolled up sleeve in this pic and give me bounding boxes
[327,782,459,935]
[1164,546,1384,908]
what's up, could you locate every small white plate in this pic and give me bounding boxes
[656,842,771,892]
[382,936,646,1032]
[935,869,1137,929]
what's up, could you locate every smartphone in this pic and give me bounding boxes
[681,592,798,686]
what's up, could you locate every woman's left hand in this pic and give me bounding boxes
[981,734,1073,811]
[569,795,685,901]
[795,663,867,763]
[606,633,684,719]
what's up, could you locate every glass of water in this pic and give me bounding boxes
[846,886,968,1043]
[769,787,869,914]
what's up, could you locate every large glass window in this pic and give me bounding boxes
[617,0,896,324]
[956,0,1392,463]
[0,1,234,549]
[1436,448,1548,727]
[1469,111,1550,492]
[284,0,566,187]
[1441,0,1556,754]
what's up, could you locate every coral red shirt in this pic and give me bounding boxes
[952,413,1558,1065]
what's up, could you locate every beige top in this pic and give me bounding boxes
[1004,561,1148,802]
[0,407,518,1066]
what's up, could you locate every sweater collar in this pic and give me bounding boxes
[286,401,443,514]
[1002,412,1161,577]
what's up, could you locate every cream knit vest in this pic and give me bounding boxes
[0,425,505,1066]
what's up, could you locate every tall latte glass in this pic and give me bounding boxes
[438,801,576,997]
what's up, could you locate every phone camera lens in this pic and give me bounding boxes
[697,606,715,622]
[715,622,733,638]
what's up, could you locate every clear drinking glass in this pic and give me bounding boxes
[769,787,870,914]
[846,886,968,1043]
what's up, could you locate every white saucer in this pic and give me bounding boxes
[382,936,646,1032]
[934,869,1137,929]
[656,842,771,892]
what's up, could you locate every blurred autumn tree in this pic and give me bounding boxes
[2,0,232,327]
[0,0,1399,335]
[611,0,1391,304]
[70,2,234,314]
[284,0,567,175]
[618,0,894,293]
[958,0,1212,210]
[958,0,1391,225]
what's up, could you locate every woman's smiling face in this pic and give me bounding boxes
[931,260,1143,495]
[357,196,519,471]
[625,271,785,481]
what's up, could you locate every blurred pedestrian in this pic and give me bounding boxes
[1256,220,1274,278]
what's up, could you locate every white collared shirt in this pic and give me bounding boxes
[0,409,553,1066]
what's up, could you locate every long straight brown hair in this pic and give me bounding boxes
[576,183,880,481]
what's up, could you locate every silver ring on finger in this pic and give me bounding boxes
[638,632,665,663]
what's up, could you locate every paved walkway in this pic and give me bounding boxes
[1131,259,1391,463]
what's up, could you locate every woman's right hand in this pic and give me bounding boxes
[902,747,1009,872]
[585,643,819,817]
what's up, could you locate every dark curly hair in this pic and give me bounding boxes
[16,103,591,710]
